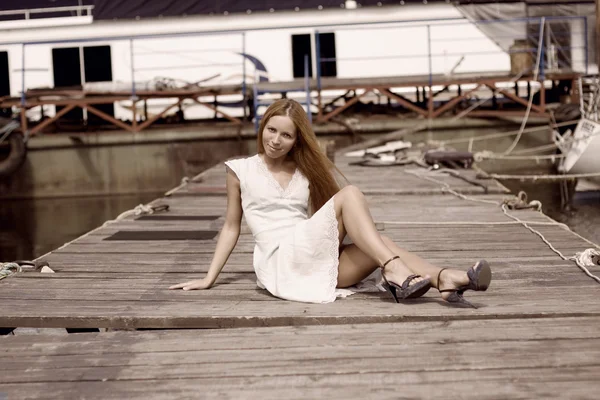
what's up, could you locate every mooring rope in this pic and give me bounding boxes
[403,168,600,283]
[0,262,21,281]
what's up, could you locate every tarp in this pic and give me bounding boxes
[456,1,597,71]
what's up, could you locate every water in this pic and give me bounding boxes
[0,193,162,261]
[1,125,599,262]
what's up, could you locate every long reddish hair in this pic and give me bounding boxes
[257,99,346,213]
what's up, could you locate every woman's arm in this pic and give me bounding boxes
[169,169,243,290]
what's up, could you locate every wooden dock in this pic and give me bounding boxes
[1,154,599,399]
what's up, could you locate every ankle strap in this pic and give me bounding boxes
[382,255,400,268]
[436,268,447,290]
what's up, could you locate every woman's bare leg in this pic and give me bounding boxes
[333,185,428,287]
[380,236,470,299]
[337,232,471,300]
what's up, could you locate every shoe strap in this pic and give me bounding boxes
[436,268,448,291]
[381,255,400,269]
[401,274,421,290]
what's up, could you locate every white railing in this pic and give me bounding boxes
[0,5,94,20]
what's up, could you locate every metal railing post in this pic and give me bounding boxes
[539,18,545,81]
[242,32,247,120]
[426,25,433,117]
[315,30,322,122]
[129,39,137,101]
[315,31,322,90]
[20,43,28,136]
[584,16,589,74]
[253,70,259,133]
[304,54,312,124]
[20,44,25,108]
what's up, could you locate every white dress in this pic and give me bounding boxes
[225,154,352,303]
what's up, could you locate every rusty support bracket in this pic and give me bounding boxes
[29,104,77,135]
[319,89,372,123]
[192,98,242,125]
[381,89,428,117]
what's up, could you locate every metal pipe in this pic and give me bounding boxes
[304,54,312,124]
[20,44,25,107]
[129,39,137,101]
[427,25,432,88]
[242,32,247,120]
[315,31,322,91]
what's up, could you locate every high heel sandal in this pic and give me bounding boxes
[380,255,432,303]
[437,260,491,309]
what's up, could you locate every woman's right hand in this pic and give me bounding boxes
[169,277,213,291]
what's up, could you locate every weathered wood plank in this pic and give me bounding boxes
[1,318,600,399]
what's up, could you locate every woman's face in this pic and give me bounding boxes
[262,115,297,160]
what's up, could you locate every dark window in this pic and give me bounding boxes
[52,45,115,124]
[318,32,337,78]
[0,51,10,117]
[292,34,312,78]
[0,51,10,96]
[83,45,112,82]
[83,45,114,124]
[52,47,81,87]
[292,32,337,79]
[52,47,83,122]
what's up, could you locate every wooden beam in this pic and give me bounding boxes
[430,84,482,119]
[85,104,134,132]
[136,99,183,131]
[380,89,428,117]
[192,98,242,125]
[319,89,372,122]
[428,86,434,118]
[20,107,28,135]
[29,104,76,135]
[132,100,138,130]
[484,83,545,114]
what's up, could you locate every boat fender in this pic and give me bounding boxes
[0,132,27,178]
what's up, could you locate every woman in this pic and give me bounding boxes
[170,99,491,307]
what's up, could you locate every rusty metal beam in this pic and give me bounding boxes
[430,84,482,119]
[428,87,434,117]
[192,98,242,125]
[380,89,428,117]
[85,104,135,132]
[318,89,372,123]
[484,83,545,114]
[29,104,77,135]
[136,99,183,132]
[20,107,28,135]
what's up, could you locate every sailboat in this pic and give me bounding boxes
[557,75,600,195]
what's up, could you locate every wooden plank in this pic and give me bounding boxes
[1,148,599,331]
[1,318,600,399]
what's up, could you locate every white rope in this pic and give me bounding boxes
[0,262,22,280]
[501,204,600,283]
[165,176,191,197]
[503,18,545,155]
[475,151,564,162]
[430,119,579,147]
[112,204,155,223]
[381,220,569,228]
[403,169,499,205]
[405,168,600,283]
[483,171,600,181]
